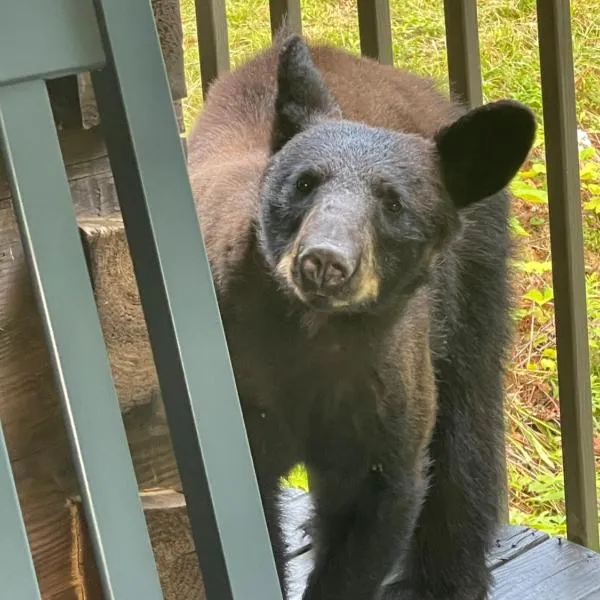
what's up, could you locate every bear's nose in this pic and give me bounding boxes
[299,246,356,292]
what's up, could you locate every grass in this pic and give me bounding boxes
[178,0,600,537]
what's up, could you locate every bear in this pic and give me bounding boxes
[186,32,536,600]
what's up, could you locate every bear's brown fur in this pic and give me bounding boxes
[186,32,534,600]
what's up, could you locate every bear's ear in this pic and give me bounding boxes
[271,34,341,154]
[434,100,536,208]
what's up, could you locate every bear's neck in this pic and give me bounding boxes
[263,258,425,355]
[216,233,431,371]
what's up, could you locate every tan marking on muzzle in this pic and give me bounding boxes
[350,230,380,305]
[276,245,309,302]
[275,226,381,307]
[275,205,320,300]
[275,249,295,285]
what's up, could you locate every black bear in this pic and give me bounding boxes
[187,32,535,600]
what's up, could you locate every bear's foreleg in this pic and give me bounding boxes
[301,454,429,600]
[383,366,504,600]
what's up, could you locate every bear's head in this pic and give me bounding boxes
[257,35,536,315]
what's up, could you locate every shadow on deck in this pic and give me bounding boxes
[280,489,600,599]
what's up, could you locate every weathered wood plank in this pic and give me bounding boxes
[1,127,118,215]
[282,491,600,600]
[68,491,208,600]
[0,198,82,598]
[491,537,600,599]
[80,216,181,491]
[0,204,181,597]
[67,499,104,599]
[487,525,549,570]
[142,490,206,600]
[0,208,179,480]
[11,461,99,599]
[151,0,188,102]
[522,551,600,599]
[80,217,159,411]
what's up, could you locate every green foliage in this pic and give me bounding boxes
[178,0,600,537]
[180,0,600,134]
[505,138,600,535]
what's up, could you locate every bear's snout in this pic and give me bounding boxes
[273,197,380,312]
[298,245,357,294]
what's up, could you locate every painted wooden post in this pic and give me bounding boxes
[536,0,599,552]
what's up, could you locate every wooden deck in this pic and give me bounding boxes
[280,489,600,600]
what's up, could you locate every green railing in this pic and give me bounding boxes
[0,0,597,599]
[0,0,281,598]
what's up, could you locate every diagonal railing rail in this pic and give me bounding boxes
[0,0,284,598]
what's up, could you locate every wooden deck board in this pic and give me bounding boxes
[491,537,600,599]
[281,489,600,599]
[487,525,549,569]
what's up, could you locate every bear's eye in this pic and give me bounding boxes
[374,181,404,215]
[295,173,318,195]
[382,189,403,214]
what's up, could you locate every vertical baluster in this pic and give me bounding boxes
[269,0,302,38]
[443,0,482,107]
[357,0,393,65]
[443,0,513,522]
[90,0,285,596]
[536,0,599,551]
[196,0,230,98]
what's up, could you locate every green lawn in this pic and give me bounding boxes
[179,0,600,537]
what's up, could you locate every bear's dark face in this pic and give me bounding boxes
[259,121,451,313]
[257,35,536,315]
